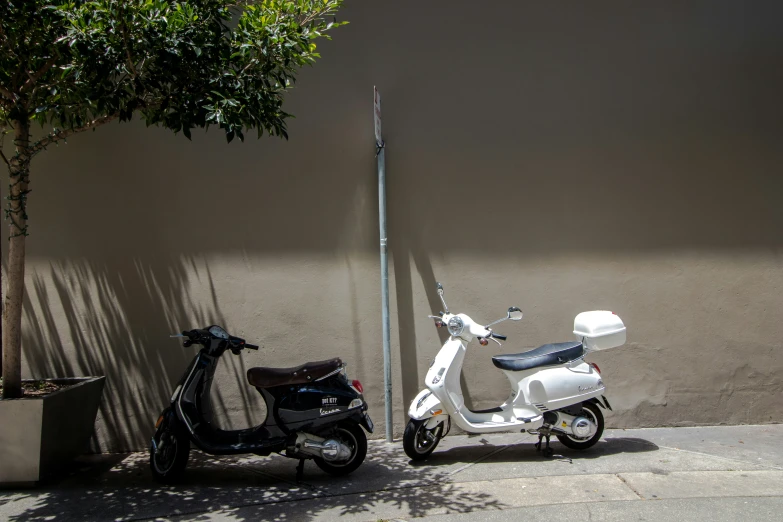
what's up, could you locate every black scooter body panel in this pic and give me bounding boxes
[267,375,364,432]
[165,346,371,457]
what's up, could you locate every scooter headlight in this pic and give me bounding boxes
[447,316,464,337]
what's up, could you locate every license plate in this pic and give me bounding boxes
[364,414,374,433]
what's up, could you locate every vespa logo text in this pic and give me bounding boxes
[578,385,596,392]
[320,407,341,416]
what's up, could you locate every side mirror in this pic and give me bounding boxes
[508,307,523,321]
[435,282,449,313]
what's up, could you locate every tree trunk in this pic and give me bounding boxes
[1,159,3,379]
[1,119,30,399]
[1,166,3,378]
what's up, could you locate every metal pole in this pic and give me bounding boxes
[378,145,392,442]
[374,87,393,442]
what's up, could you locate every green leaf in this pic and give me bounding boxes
[2,0,346,147]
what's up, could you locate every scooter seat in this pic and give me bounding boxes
[247,358,342,388]
[492,342,584,372]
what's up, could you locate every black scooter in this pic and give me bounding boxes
[150,325,373,484]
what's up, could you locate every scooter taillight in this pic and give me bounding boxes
[351,380,364,394]
[591,362,601,374]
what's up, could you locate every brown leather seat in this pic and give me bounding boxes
[247,358,342,389]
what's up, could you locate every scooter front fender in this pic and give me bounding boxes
[408,388,444,420]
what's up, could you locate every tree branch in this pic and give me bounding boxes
[120,14,138,77]
[21,57,57,94]
[0,24,24,92]
[0,124,10,165]
[300,4,334,26]
[0,85,14,102]
[29,114,118,156]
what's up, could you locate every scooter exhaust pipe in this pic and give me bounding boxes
[303,439,352,461]
[291,433,352,462]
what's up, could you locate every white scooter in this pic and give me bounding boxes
[404,282,626,460]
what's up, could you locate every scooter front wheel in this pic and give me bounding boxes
[555,402,605,450]
[150,416,190,484]
[403,418,444,461]
[314,421,368,476]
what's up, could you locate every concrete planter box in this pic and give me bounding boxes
[0,376,105,485]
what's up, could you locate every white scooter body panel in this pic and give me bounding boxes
[419,338,532,433]
[408,388,443,420]
[425,338,467,413]
[507,361,605,412]
[411,312,613,434]
[404,283,624,458]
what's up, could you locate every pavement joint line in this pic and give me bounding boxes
[11,472,783,522]
[126,474,783,522]
[130,464,616,522]
[445,444,513,476]
[120,473,591,522]
[615,473,645,500]
[241,466,319,491]
[123,478,446,522]
[381,496,783,522]
[653,444,783,471]
[603,437,658,448]
[610,425,782,432]
[4,425,781,521]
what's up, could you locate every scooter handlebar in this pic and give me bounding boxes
[178,328,259,351]
[491,332,507,341]
[227,335,260,353]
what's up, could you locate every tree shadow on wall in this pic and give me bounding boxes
[388,150,480,415]
[20,256,263,452]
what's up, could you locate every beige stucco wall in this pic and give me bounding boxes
[4,0,782,451]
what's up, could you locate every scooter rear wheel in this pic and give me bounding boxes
[150,417,190,484]
[403,418,444,461]
[555,402,604,450]
[314,421,367,476]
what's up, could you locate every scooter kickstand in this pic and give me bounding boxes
[535,433,554,457]
[543,435,554,458]
[295,458,305,483]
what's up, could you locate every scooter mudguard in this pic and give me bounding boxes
[409,389,443,420]
[151,406,178,451]
[358,411,375,433]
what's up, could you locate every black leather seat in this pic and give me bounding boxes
[247,358,342,388]
[492,342,584,372]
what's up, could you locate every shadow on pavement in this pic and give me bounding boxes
[0,440,509,521]
[0,437,658,520]
[411,436,659,468]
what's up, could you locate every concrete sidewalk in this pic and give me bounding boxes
[1,424,781,521]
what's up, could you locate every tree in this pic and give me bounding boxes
[0,0,345,398]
